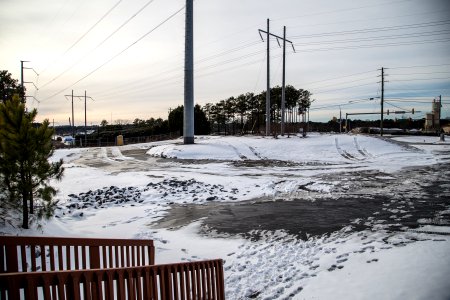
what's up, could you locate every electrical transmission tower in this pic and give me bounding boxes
[258,20,295,136]
[64,90,93,145]
[21,60,39,105]
[378,67,387,136]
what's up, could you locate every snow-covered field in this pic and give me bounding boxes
[2,133,450,299]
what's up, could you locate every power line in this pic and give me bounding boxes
[196,40,261,64]
[43,4,185,102]
[310,98,376,110]
[272,0,412,22]
[300,70,377,86]
[62,0,123,57]
[389,63,450,69]
[94,46,276,99]
[286,7,450,30]
[388,76,450,82]
[293,29,450,46]
[39,0,122,75]
[40,0,156,89]
[313,82,377,94]
[388,71,450,76]
[290,19,450,39]
[306,75,377,90]
[385,101,410,111]
[294,37,450,52]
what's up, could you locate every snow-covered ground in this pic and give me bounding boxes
[2,133,450,299]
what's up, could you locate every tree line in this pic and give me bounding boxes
[75,85,312,142]
[203,85,312,134]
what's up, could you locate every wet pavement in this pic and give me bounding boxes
[155,160,450,239]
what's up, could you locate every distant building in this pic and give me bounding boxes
[424,98,441,132]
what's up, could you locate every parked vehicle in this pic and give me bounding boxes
[63,136,75,146]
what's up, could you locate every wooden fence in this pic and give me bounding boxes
[0,260,225,300]
[0,236,155,273]
[0,236,225,299]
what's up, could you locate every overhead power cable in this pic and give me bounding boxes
[62,0,123,56]
[313,82,377,94]
[388,77,450,82]
[293,29,450,46]
[39,0,122,75]
[287,8,450,30]
[385,101,410,111]
[40,0,156,89]
[290,19,450,39]
[306,76,377,90]
[300,70,377,86]
[272,0,412,22]
[43,4,185,102]
[310,98,376,111]
[294,37,450,52]
[388,71,450,76]
[389,63,450,69]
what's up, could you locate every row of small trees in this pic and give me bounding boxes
[0,71,63,229]
[203,85,312,134]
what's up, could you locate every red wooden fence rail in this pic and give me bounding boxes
[0,259,225,300]
[0,236,155,273]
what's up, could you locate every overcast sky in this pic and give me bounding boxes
[1,0,449,125]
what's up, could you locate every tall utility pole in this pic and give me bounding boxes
[65,91,93,143]
[339,106,342,133]
[281,26,286,136]
[20,60,39,104]
[265,18,270,136]
[184,0,194,144]
[71,90,74,137]
[82,91,94,146]
[280,26,295,136]
[85,90,87,145]
[381,67,384,136]
[20,61,26,101]
[258,21,295,136]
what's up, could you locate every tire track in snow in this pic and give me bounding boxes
[353,137,373,158]
[335,138,363,161]
[217,140,248,160]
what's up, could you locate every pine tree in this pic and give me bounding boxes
[0,95,64,228]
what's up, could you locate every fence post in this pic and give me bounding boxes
[4,245,18,272]
[89,246,100,300]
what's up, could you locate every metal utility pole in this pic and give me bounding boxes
[20,60,39,104]
[20,61,25,100]
[258,21,295,136]
[85,90,87,145]
[339,106,342,133]
[345,113,349,133]
[65,91,93,144]
[281,26,286,136]
[265,18,270,136]
[184,0,194,144]
[80,91,94,146]
[380,67,385,136]
[71,90,74,137]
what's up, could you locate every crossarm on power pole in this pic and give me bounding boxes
[258,23,296,137]
[258,30,296,52]
[64,92,94,143]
